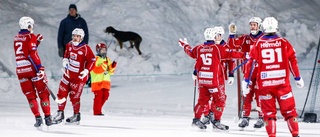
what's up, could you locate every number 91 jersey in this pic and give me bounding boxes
[248,35,301,89]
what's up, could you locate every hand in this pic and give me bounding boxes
[37,66,45,80]
[112,61,117,68]
[192,70,197,81]
[227,74,234,85]
[229,23,237,35]
[318,60,320,63]
[36,34,43,42]
[295,77,304,88]
[241,79,250,97]
[79,69,89,79]
[62,58,69,68]
[178,38,188,48]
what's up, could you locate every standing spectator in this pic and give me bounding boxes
[243,17,303,137]
[228,17,265,129]
[53,28,95,124]
[57,4,89,57]
[90,43,117,116]
[178,27,244,130]
[14,16,54,127]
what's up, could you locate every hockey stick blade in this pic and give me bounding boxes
[55,97,66,104]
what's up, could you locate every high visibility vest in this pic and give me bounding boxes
[90,56,115,91]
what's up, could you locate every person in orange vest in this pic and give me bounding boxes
[90,42,117,116]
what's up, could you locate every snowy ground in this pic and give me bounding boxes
[1,75,320,137]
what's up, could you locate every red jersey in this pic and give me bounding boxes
[244,35,301,89]
[14,30,42,75]
[219,40,235,80]
[64,42,96,79]
[228,31,264,77]
[183,42,243,88]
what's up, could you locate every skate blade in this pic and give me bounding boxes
[65,121,80,125]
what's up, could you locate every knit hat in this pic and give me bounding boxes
[69,4,77,11]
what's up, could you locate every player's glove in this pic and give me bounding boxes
[227,73,234,85]
[192,70,197,81]
[79,69,89,79]
[295,77,304,88]
[37,66,45,80]
[36,34,43,42]
[178,38,188,48]
[62,58,69,68]
[241,79,250,97]
[229,23,237,35]
[111,61,117,68]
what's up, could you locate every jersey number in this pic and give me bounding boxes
[15,42,24,55]
[262,48,283,63]
[200,53,212,65]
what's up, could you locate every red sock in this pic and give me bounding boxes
[40,97,51,116]
[287,117,299,136]
[265,118,276,137]
[28,99,40,117]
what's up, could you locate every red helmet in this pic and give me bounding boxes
[96,43,107,53]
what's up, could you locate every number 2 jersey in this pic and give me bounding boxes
[183,41,244,88]
[244,35,301,89]
[14,30,41,76]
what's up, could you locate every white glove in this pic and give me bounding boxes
[295,77,304,88]
[79,69,89,79]
[228,77,234,85]
[229,23,237,35]
[178,38,188,48]
[62,58,69,68]
[241,79,250,97]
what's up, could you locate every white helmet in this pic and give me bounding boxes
[262,17,278,33]
[212,26,224,38]
[249,17,262,35]
[204,28,215,41]
[72,28,85,39]
[19,16,34,30]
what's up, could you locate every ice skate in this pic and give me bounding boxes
[212,119,229,131]
[238,117,249,130]
[192,118,207,130]
[53,110,64,124]
[44,115,55,126]
[66,113,81,125]
[253,117,264,128]
[34,116,43,127]
[201,112,213,125]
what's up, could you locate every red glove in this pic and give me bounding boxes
[318,60,320,63]
[36,34,43,41]
[112,61,117,68]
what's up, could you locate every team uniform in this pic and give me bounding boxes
[244,33,301,137]
[228,30,265,128]
[53,28,95,124]
[14,17,54,127]
[181,40,243,130]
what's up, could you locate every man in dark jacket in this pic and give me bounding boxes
[57,4,89,57]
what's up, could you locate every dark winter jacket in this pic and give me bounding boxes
[57,14,89,57]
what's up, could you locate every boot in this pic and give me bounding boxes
[238,117,249,128]
[34,116,43,127]
[66,113,81,124]
[254,117,264,128]
[212,119,229,130]
[192,118,207,129]
[44,115,55,126]
[201,111,213,125]
[53,110,64,124]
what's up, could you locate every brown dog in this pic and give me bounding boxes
[104,26,142,55]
